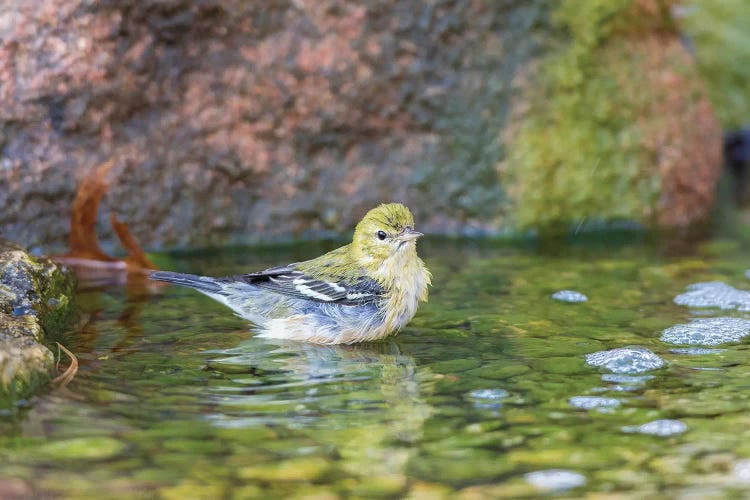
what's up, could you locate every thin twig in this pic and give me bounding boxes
[51,342,79,388]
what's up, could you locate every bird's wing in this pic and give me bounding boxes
[224,265,384,305]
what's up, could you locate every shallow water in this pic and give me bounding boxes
[4,235,750,497]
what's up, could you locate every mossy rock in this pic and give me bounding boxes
[0,239,76,409]
[501,0,721,234]
[677,0,750,129]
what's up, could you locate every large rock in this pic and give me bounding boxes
[0,240,75,406]
[503,1,722,231]
[0,0,722,248]
[677,0,750,130]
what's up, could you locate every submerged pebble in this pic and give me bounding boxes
[568,396,620,410]
[622,419,687,437]
[524,470,586,491]
[585,347,664,374]
[551,290,588,303]
[660,317,750,346]
[674,282,750,311]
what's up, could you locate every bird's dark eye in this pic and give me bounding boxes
[376,230,387,241]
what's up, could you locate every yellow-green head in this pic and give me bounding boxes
[351,203,423,271]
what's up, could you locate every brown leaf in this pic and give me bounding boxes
[110,214,157,270]
[66,160,115,261]
[54,159,158,275]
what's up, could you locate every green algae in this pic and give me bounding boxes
[31,437,127,462]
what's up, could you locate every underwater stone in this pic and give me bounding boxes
[660,317,750,346]
[568,396,621,410]
[551,290,588,303]
[622,419,687,437]
[674,282,750,311]
[585,347,665,374]
[524,469,586,491]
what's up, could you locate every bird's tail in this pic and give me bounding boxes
[149,271,224,294]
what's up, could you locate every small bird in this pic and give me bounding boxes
[150,203,431,345]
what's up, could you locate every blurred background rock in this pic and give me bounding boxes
[0,0,745,249]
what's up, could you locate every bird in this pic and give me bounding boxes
[149,203,431,345]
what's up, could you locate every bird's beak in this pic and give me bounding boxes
[396,228,424,242]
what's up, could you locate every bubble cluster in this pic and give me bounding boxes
[600,373,654,392]
[585,347,665,374]
[568,396,620,410]
[674,282,750,311]
[601,374,654,384]
[524,470,586,491]
[468,389,508,400]
[467,389,508,409]
[660,317,750,346]
[669,347,726,355]
[622,419,687,437]
[551,290,588,303]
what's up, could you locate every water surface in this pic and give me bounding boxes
[3,235,750,497]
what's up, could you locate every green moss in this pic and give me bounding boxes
[0,248,76,406]
[502,0,689,233]
[31,437,127,461]
[35,263,76,338]
[0,368,50,414]
[679,1,750,128]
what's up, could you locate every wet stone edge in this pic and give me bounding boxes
[0,238,76,408]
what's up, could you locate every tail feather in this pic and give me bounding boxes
[149,271,223,294]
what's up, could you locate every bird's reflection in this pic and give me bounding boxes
[206,338,433,477]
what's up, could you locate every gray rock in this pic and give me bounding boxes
[0,1,722,249]
[0,239,75,405]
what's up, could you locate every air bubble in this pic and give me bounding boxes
[622,419,687,436]
[524,470,586,491]
[585,347,664,374]
[660,317,750,346]
[551,290,588,303]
